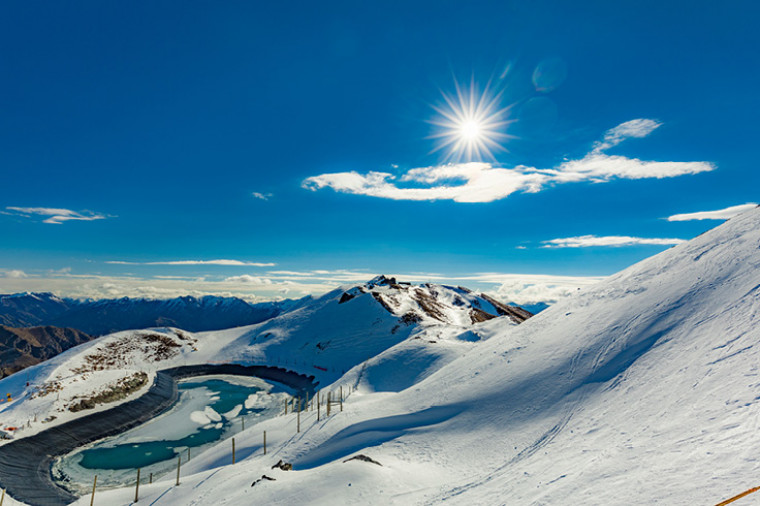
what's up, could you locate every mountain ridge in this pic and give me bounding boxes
[0,293,308,336]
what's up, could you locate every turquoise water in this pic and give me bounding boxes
[76,378,265,470]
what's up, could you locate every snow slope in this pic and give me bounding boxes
[0,277,523,447]
[62,206,760,506]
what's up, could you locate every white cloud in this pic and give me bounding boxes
[252,192,272,201]
[303,164,548,203]
[224,275,273,284]
[0,268,604,306]
[106,259,276,267]
[541,235,686,248]
[549,154,714,183]
[591,118,661,154]
[5,207,108,224]
[666,203,758,222]
[1,269,27,279]
[302,119,715,203]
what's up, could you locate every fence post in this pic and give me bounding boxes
[263,430,267,455]
[317,392,320,421]
[187,448,190,461]
[242,417,245,431]
[149,472,153,484]
[340,386,343,412]
[284,397,288,414]
[90,475,97,506]
[297,403,301,433]
[327,392,331,416]
[232,437,236,464]
[176,456,181,486]
[135,468,140,502]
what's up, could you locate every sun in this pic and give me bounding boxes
[428,78,514,162]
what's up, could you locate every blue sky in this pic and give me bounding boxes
[1,1,757,303]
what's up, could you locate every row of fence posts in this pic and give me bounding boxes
[284,385,351,427]
[86,385,354,503]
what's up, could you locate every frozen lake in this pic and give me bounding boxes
[53,374,290,493]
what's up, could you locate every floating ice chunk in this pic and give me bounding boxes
[191,410,211,425]
[245,393,263,409]
[204,406,222,422]
[223,404,242,419]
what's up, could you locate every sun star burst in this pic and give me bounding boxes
[429,79,515,162]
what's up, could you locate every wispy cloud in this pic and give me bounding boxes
[302,119,715,203]
[224,275,273,284]
[251,192,272,201]
[106,259,276,267]
[475,273,605,305]
[591,118,661,154]
[4,207,109,224]
[666,203,758,222]
[0,269,27,279]
[541,235,686,248]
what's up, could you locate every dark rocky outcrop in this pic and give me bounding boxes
[344,454,382,466]
[479,293,534,323]
[251,475,276,487]
[271,459,293,471]
[68,372,149,412]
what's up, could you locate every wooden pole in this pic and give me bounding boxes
[1,488,5,506]
[340,386,343,412]
[306,392,310,411]
[263,430,267,455]
[327,392,331,416]
[134,468,140,502]
[187,448,190,461]
[90,475,97,506]
[317,391,320,421]
[232,437,236,464]
[242,417,245,431]
[149,472,153,484]
[176,456,181,486]
[297,403,301,433]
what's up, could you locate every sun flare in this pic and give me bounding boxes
[429,79,514,162]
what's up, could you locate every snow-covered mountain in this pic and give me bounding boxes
[4,205,760,506]
[0,293,304,336]
[0,277,528,444]
[36,206,757,506]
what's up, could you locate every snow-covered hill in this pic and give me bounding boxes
[5,204,760,506]
[0,277,527,446]
[48,206,760,506]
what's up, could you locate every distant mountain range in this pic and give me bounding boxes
[0,292,308,336]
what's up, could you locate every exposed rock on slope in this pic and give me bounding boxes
[0,325,92,378]
[341,275,533,326]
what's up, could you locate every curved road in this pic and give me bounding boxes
[0,364,316,506]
